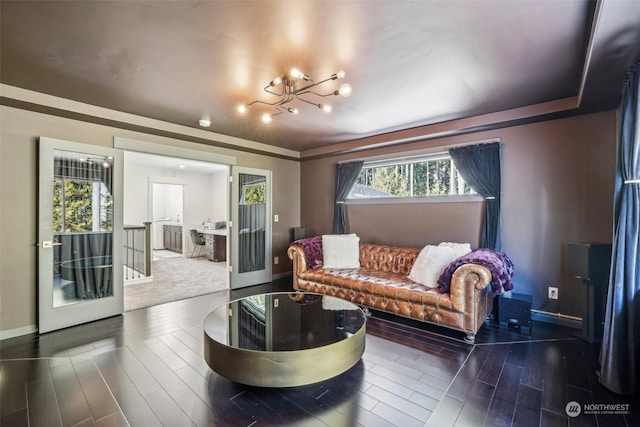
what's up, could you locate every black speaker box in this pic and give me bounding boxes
[291,227,306,242]
[497,293,532,332]
[567,242,612,283]
[567,242,611,342]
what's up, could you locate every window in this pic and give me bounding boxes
[347,152,476,201]
[53,178,113,232]
[241,182,266,205]
[240,177,266,205]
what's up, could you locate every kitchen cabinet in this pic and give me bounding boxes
[163,225,183,253]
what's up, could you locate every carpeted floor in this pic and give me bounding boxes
[124,256,228,311]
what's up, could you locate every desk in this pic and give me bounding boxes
[197,229,227,262]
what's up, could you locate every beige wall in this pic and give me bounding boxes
[300,111,617,317]
[0,105,300,335]
[0,104,617,333]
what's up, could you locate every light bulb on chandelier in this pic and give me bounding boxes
[338,83,352,97]
[237,67,352,123]
[79,156,113,168]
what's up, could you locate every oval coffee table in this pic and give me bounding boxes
[204,292,366,387]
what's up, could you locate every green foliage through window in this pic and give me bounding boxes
[349,154,474,199]
[243,184,266,205]
[53,178,113,232]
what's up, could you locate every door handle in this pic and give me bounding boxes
[41,241,63,248]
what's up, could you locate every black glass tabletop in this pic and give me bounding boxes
[204,292,366,352]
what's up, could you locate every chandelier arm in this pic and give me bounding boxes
[273,93,291,106]
[239,70,348,119]
[247,99,288,108]
[294,95,322,108]
[295,77,316,86]
[264,86,284,97]
[294,78,332,94]
[296,90,334,98]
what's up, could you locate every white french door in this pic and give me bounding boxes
[38,137,123,333]
[230,167,272,289]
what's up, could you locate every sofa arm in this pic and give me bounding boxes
[448,263,492,313]
[288,243,308,269]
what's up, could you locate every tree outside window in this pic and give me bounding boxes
[242,183,266,205]
[53,178,113,232]
[349,154,473,199]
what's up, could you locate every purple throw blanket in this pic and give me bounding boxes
[293,236,324,269]
[437,248,514,295]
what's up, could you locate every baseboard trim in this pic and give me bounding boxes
[0,324,37,341]
[124,275,154,286]
[272,271,293,281]
[531,310,582,329]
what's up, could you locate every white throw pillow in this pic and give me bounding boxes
[409,245,460,288]
[438,242,472,258]
[322,234,360,269]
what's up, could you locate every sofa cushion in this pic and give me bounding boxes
[322,234,361,269]
[298,268,453,310]
[293,236,324,269]
[359,244,421,275]
[409,245,461,288]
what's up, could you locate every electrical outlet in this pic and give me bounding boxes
[274,256,279,265]
[548,286,558,300]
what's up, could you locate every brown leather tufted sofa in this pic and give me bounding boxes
[288,242,494,343]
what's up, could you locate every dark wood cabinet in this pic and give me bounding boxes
[163,225,183,253]
[205,234,226,262]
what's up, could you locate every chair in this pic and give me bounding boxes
[190,229,206,259]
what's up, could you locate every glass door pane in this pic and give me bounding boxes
[39,137,123,333]
[238,173,266,273]
[230,167,272,289]
[53,154,115,307]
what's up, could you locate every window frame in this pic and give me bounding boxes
[345,149,486,205]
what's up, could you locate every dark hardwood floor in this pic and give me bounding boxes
[1,280,638,426]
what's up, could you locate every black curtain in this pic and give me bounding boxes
[599,60,640,396]
[449,142,502,249]
[332,161,364,234]
[57,232,113,299]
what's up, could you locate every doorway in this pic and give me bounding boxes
[151,183,184,260]
[123,151,229,311]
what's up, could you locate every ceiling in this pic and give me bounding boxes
[2,1,640,157]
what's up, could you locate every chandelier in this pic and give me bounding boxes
[79,156,113,168]
[237,68,352,123]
